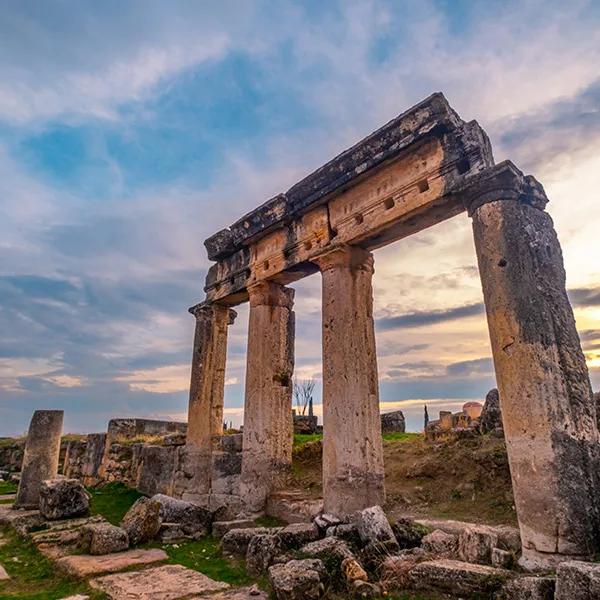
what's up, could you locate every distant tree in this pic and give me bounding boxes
[293,378,316,416]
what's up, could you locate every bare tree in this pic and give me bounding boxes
[293,378,316,416]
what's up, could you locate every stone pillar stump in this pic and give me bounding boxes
[240,281,295,513]
[315,246,385,516]
[467,162,600,570]
[15,410,64,509]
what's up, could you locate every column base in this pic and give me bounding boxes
[323,470,385,517]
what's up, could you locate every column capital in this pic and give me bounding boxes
[312,245,374,274]
[457,161,548,217]
[247,281,295,308]
[189,302,237,325]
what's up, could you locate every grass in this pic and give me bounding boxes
[159,538,254,587]
[0,484,16,497]
[383,432,422,442]
[293,433,322,446]
[0,527,106,600]
[88,482,142,525]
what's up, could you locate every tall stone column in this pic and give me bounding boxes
[188,303,237,447]
[314,246,385,516]
[15,410,64,509]
[240,281,295,513]
[184,303,236,495]
[466,162,600,570]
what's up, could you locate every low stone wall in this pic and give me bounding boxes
[0,439,25,473]
[63,433,107,485]
[107,418,187,441]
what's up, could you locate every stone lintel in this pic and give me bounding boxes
[247,281,295,308]
[204,92,493,260]
[456,160,548,217]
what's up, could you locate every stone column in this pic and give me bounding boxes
[466,162,600,570]
[240,281,295,513]
[15,410,64,509]
[187,303,237,448]
[314,246,385,516]
[182,303,236,497]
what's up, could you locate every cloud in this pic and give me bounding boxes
[569,287,600,308]
[376,303,485,331]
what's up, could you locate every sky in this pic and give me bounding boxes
[1,0,600,436]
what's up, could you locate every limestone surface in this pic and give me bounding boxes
[245,533,282,577]
[499,576,555,599]
[90,564,229,599]
[268,559,326,600]
[82,522,129,555]
[408,559,512,595]
[220,527,280,555]
[57,548,167,577]
[14,410,63,509]
[555,560,600,599]
[212,519,255,539]
[120,496,161,545]
[355,505,396,546]
[422,530,458,558]
[152,493,212,538]
[39,478,90,520]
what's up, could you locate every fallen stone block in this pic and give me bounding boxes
[326,523,361,546]
[416,518,521,553]
[152,493,212,538]
[499,576,555,599]
[268,559,326,600]
[156,522,187,544]
[0,505,45,535]
[221,527,280,555]
[246,534,283,577]
[355,505,396,547]
[90,564,229,599]
[82,522,129,555]
[57,548,167,577]
[556,560,600,599]
[300,536,354,568]
[278,522,320,549]
[120,496,161,545]
[422,529,458,558]
[458,525,499,564]
[408,559,512,595]
[352,580,381,598]
[212,519,255,539]
[39,479,90,520]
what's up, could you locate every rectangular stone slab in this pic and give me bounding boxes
[56,548,168,577]
[90,564,229,599]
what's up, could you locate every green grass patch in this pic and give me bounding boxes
[88,482,142,525]
[383,432,422,442]
[0,527,106,600]
[0,482,16,495]
[293,433,322,446]
[160,538,253,586]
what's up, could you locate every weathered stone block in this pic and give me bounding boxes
[499,576,555,599]
[278,523,320,549]
[212,519,256,539]
[136,446,176,497]
[246,534,282,577]
[152,494,212,538]
[556,560,600,599]
[268,559,325,600]
[380,410,406,433]
[83,523,129,555]
[120,497,161,545]
[408,559,512,595]
[458,525,499,565]
[221,527,280,556]
[422,529,458,558]
[355,505,397,547]
[39,478,90,520]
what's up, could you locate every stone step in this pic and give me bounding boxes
[89,564,229,599]
[56,548,168,577]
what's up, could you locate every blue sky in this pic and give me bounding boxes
[1,0,600,435]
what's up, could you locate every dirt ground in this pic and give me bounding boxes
[291,432,516,526]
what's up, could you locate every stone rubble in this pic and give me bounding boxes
[120,496,162,545]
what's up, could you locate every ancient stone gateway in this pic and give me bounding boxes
[186,93,600,569]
